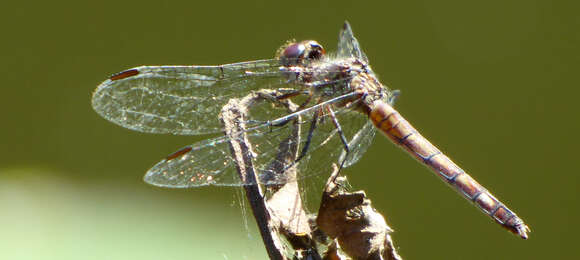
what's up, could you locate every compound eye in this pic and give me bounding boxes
[282,43,306,60]
[306,41,325,60]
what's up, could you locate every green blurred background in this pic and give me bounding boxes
[1,0,578,259]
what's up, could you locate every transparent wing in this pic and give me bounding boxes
[144,92,372,187]
[340,119,377,167]
[92,59,292,135]
[337,21,369,63]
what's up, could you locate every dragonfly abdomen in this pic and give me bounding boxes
[368,101,530,239]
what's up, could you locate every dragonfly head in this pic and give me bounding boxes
[278,40,325,66]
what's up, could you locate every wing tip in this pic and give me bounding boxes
[343,20,351,30]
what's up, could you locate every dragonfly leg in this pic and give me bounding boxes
[244,90,304,128]
[291,103,349,169]
[270,105,322,178]
[275,89,307,101]
[266,92,364,177]
[271,93,314,128]
[326,106,351,183]
[326,106,350,155]
[295,106,322,163]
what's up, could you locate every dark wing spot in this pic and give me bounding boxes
[110,69,139,81]
[165,146,192,160]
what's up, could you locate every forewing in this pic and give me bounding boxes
[337,21,369,63]
[92,59,289,135]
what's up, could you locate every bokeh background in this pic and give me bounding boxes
[1,0,578,259]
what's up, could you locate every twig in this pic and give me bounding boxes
[221,95,286,260]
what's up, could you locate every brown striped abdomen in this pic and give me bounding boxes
[368,101,530,239]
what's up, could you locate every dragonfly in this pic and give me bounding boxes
[92,22,530,239]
